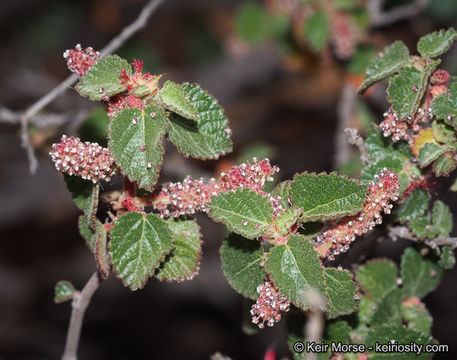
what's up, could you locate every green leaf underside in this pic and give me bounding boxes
[266,235,328,310]
[417,28,457,58]
[305,10,330,53]
[432,200,453,237]
[402,301,433,335]
[324,267,358,318]
[439,246,455,269]
[396,189,429,222]
[78,215,97,252]
[158,80,198,121]
[208,189,273,239]
[109,212,174,290]
[291,172,367,222]
[54,281,75,303]
[356,259,397,299]
[64,174,99,220]
[409,215,436,240]
[418,142,445,168]
[371,288,402,326]
[432,82,457,129]
[167,83,232,159]
[358,41,409,94]
[109,104,168,191]
[220,233,266,299]
[401,247,443,299]
[433,153,457,176]
[76,55,132,101]
[155,217,202,281]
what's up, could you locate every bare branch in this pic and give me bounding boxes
[302,290,325,360]
[368,0,430,27]
[18,0,166,174]
[62,272,101,360]
[345,127,369,166]
[389,226,457,250]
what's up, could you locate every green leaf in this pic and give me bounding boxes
[387,66,428,120]
[167,83,232,159]
[432,200,453,237]
[433,152,457,176]
[109,104,168,191]
[417,28,457,58]
[357,295,376,325]
[76,55,132,101]
[304,10,330,52]
[418,142,445,168]
[64,174,99,220]
[155,217,202,282]
[402,300,433,335]
[358,41,409,94]
[109,212,174,290]
[401,247,443,299]
[158,80,198,121]
[54,280,76,303]
[371,288,402,326]
[220,233,266,299]
[265,235,328,310]
[78,215,96,251]
[409,215,437,240]
[291,172,367,222]
[271,181,292,209]
[366,325,434,360]
[396,189,429,222]
[93,220,110,279]
[207,189,273,239]
[235,2,269,45]
[266,207,302,238]
[432,119,457,144]
[359,157,403,184]
[317,321,352,360]
[356,259,398,299]
[439,246,455,269]
[431,82,457,129]
[324,268,359,318]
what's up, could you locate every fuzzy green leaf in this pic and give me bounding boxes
[78,215,97,252]
[431,82,457,129]
[356,259,397,299]
[76,55,131,101]
[396,189,429,222]
[358,41,409,94]
[109,104,168,191]
[402,301,433,335]
[324,267,359,318]
[432,119,457,144]
[291,172,367,222]
[158,80,198,121]
[64,174,99,219]
[93,220,110,279]
[266,207,302,238]
[433,153,457,176]
[265,235,328,310]
[167,83,232,159]
[109,212,174,290]
[271,181,292,209]
[54,281,76,303]
[409,215,437,240]
[401,247,443,299]
[220,233,266,299]
[417,28,457,58]
[418,142,445,168]
[432,200,453,237]
[371,288,402,326]
[208,189,273,239]
[304,10,330,52]
[155,217,202,282]
[439,246,455,269]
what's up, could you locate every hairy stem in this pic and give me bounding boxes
[62,272,101,360]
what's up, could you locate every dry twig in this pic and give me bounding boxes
[368,0,430,27]
[389,226,457,250]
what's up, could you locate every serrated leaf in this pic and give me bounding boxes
[432,82,457,129]
[64,174,99,220]
[417,28,457,58]
[433,152,457,176]
[371,288,402,326]
[271,180,292,209]
[358,41,409,94]
[266,235,328,310]
[439,246,455,269]
[402,300,433,335]
[168,83,232,159]
[266,207,302,239]
[220,233,266,299]
[76,55,132,101]
[366,325,434,360]
[207,189,273,239]
[401,247,443,299]
[158,80,198,121]
[109,104,168,191]
[291,172,367,222]
[418,142,445,168]
[304,10,330,52]
[409,215,437,240]
[78,215,96,251]
[357,295,376,325]
[54,280,76,303]
[432,200,453,237]
[94,220,110,279]
[356,259,397,299]
[109,212,174,290]
[396,189,429,222]
[433,119,457,144]
[155,217,202,282]
[324,267,359,318]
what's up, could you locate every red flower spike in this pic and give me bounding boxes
[63,44,100,77]
[105,94,145,118]
[314,169,400,261]
[50,135,115,183]
[120,59,161,98]
[330,14,359,60]
[430,69,450,85]
[380,108,412,143]
[250,281,290,329]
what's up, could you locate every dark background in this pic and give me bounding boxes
[1,0,457,359]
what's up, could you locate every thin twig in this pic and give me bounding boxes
[368,0,430,27]
[62,272,101,360]
[389,226,457,250]
[344,127,369,166]
[19,0,165,174]
[302,290,325,360]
